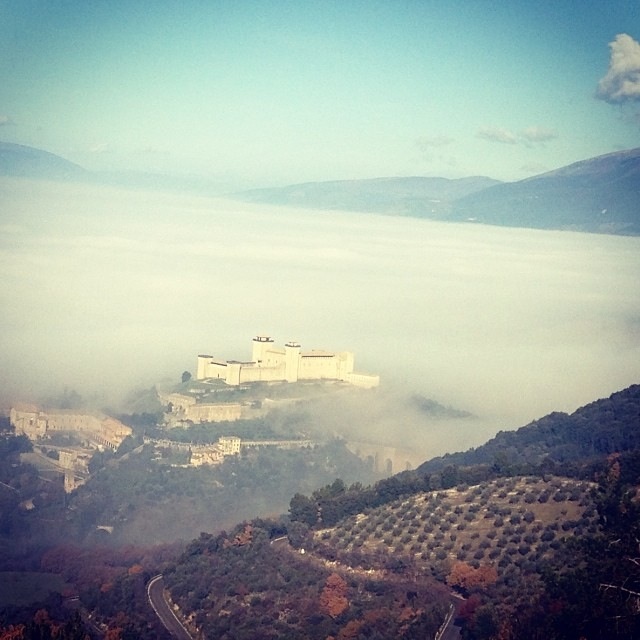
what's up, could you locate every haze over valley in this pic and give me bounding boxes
[2,175,639,459]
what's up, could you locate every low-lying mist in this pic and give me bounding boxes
[2,176,639,455]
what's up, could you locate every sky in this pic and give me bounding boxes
[1,1,640,189]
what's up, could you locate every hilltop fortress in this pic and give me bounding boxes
[196,335,379,389]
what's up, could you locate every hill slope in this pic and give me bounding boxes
[234,175,501,216]
[0,142,87,180]
[234,148,640,235]
[449,147,640,234]
[418,383,640,474]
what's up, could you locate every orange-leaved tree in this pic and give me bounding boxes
[320,572,349,618]
[446,561,498,592]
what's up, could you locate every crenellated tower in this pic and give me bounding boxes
[252,335,274,364]
[284,341,301,382]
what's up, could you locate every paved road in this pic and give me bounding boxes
[147,575,193,640]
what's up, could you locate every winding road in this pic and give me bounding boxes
[147,575,193,640]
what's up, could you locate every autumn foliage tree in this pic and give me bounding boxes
[320,573,349,618]
[446,561,498,593]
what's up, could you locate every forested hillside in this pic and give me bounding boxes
[158,384,640,639]
[419,384,640,474]
[2,384,640,638]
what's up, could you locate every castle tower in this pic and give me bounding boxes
[197,354,212,380]
[252,335,274,364]
[284,341,301,383]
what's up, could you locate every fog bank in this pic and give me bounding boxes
[1,177,639,447]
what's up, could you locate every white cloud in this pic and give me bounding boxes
[89,142,110,154]
[597,33,640,104]
[478,126,558,146]
[521,126,558,143]
[477,127,518,144]
[416,135,454,150]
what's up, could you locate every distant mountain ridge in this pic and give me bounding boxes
[234,147,640,235]
[3,141,639,235]
[0,142,87,180]
[449,147,640,234]
[235,175,501,217]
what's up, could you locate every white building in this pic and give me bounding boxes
[196,336,379,388]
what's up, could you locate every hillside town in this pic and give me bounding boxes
[8,336,377,491]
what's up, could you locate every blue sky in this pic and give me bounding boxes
[1,0,639,188]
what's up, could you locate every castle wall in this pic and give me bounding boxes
[196,336,378,388]
[9,406,132,451]
[10,406,47,439]
[185,403,242,423]
[198,358,229,381]
[345,372,381,389]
